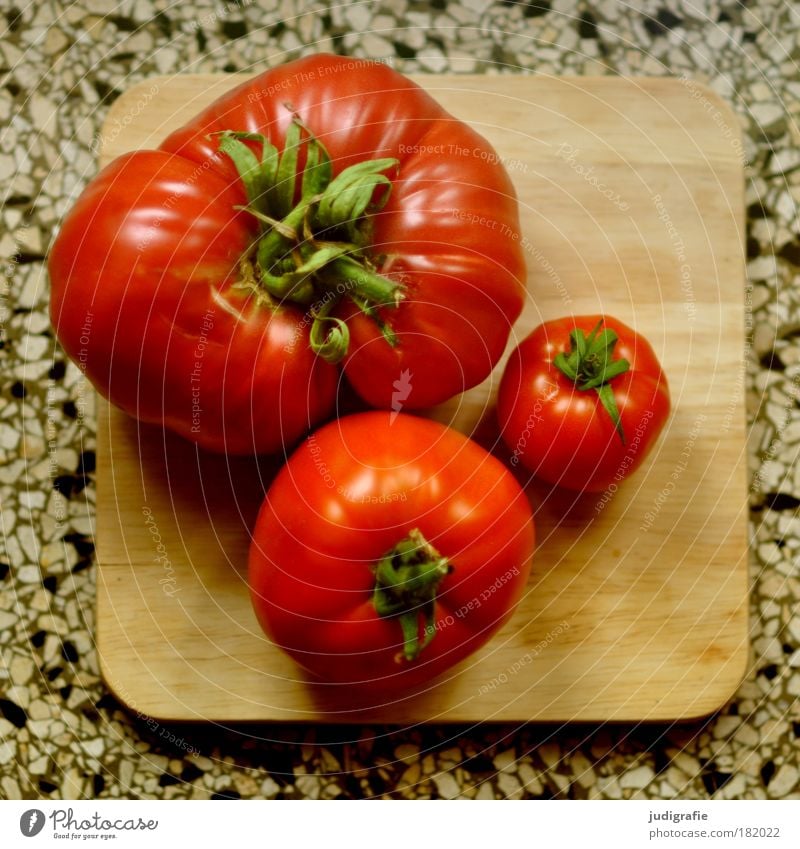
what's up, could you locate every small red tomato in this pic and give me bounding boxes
[248,411,535,692]
[497,315,670,492]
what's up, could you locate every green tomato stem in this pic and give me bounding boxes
[215,116,402,361]
[552,319,631,444]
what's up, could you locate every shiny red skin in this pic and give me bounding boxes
[49,55,525,453]
[48,151,335,454]
[497,316,671,493]
[248,412,535,691]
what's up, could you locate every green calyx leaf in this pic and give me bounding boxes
[350,293,399,349]
[553,319,631,444]
[308,292,350,364]
[309,314,350,364]
[373,528,452,662]
[215,114,402,360]
[215,131,279,216]
[315,158,397,242]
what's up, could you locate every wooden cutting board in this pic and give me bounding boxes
[95,73,749,723]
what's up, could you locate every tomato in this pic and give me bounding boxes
[248,412,535,691]
[49,54,525,453]
[48,151,336,454]
[497,316,670,492]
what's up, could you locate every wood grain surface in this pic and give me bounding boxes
[95,73,749,722]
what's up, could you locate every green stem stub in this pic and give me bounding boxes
[215,115,403,363]
[553,319,631,444]
[372,528,452,662]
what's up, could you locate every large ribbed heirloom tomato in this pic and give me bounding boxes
[48,54,526,453]
[248,412,535,691]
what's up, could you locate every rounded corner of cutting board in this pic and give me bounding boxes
[650,626,751,724]
[96,651,142,719]
[101,77,168,145]
[683,644,751,723]
[97,651,188,725]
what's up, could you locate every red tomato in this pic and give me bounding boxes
[49,55,525,453]
[248,412,535,691]
[497,316,670,492]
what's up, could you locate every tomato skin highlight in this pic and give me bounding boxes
[50,55,525,453]
[497,316,671,493]
[248,412,535,691]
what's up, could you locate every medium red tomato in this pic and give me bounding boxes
[49,54,525,453]
[497,316,670,492]
[248,412,535,691]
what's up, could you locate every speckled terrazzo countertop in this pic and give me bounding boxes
[1,0,799,800]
